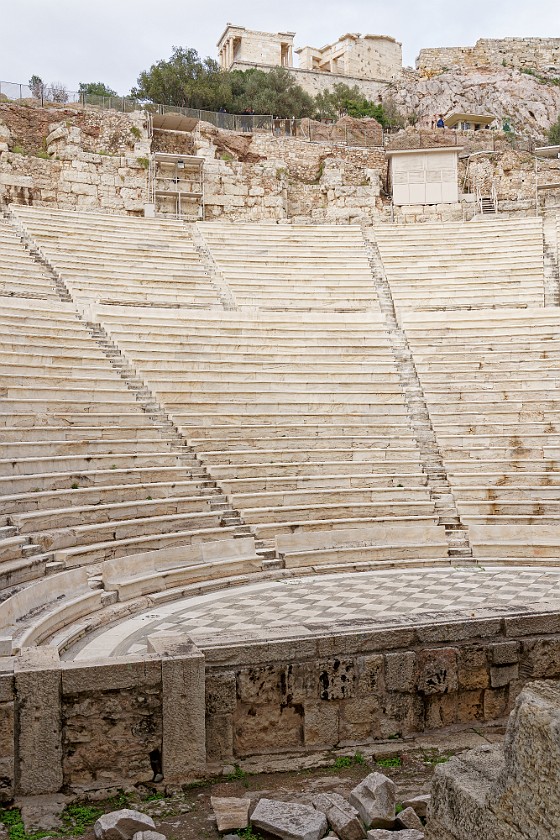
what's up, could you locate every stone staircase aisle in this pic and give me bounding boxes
[362,227,472,560]
[190,223,237,310]
[82,321,258,541]
[2,213,267,564]
[543,211,560,306]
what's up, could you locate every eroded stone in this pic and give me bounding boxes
[251,797,328,840]
[349,773,395,829]
[94,809,156,840]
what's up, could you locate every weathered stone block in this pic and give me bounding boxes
[206,713,234,763]
[457,646,489,690]
[303,702,339,748]
[384,652,415,692]
[313,793,365,840]
[251,798,327,840]
[206,672,236,714]
[416,648,458,695]
[234,703,303,756]
[339,697,381,741]
[483,687,509,720]
[424,694,458,729]
[94,810,155,840]
[349,773,395,829]
[457,690,484,722]
[318,659,355,700]
[356,655,384,696]
[490,664,519,688]
[211,796,250,832]
[489,642,519,665]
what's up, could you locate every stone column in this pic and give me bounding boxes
[14,648,63,795]
[147,633,206,780]
[0,672,15,803]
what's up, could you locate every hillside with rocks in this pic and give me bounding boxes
[389,67,560,140]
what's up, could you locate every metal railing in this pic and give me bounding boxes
[385,128,536,153]
[0,80,274,133]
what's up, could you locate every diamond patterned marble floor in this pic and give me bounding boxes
[65,566,560,660]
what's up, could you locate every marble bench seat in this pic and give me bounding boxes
[0,438,176,459]
[53,524,239,567]
[10,493,218,533]
[101,537,261,601]
[34,508,224,553]
[0,479,209,516]
[0,451,184,477]
[219,472,427,493]
[0,567,102,656]
[276,524,448,568]
[200,446,419,466]
[252,514,437,540]
[0,465,198,495]
[209,459,423,479]
[229,486,430,508]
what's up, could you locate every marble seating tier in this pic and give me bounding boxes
[373,217,544,314]
[12,205,221,308]
[94,304,438,540]
[404,307,560,526]
[0,297,236,587]
[198,221,379,311]
[0,217,59,299]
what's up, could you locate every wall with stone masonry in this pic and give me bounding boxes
[417,37,560,75]
[4,610,560,797]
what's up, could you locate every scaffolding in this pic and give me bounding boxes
[149,152,204,220]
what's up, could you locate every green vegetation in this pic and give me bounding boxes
[239,829,266,840]
[549,114,560,145]
[225,764,250,786]
[79,81,118,97]
[136,157,150,169]
[130,125,142,139]
[521,67,560,86]
[0,803,102,840]
[422,750,452,766]
[376,756,402,768]
[331,751,366,770]
[131,46,397,123]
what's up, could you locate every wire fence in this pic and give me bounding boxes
[384,128,536,153]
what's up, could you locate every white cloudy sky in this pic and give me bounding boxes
[2,0,559,94]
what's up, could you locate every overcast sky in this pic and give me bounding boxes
[2,0,559,95]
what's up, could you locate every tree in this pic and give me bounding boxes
[131,46,231,111]
[549,115,560,145]
[230,67,315,118]
[29,75,44,100]
[47,82,68,103]
[79,82,118,98]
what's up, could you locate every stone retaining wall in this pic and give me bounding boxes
[417,37,560,75]
[3,608,560,800]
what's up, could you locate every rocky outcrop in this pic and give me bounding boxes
[426,680,560,839]
[389,67,560,140]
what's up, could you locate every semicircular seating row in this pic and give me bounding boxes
[1,207,453,656]
[2,206,559,658]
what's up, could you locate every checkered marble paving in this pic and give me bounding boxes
[66,566,560,660]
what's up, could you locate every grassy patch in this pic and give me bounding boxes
[376,756,402,768]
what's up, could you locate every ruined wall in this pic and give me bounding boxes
[62,660,162,790]
[230,62,387,100]
[0,104,150,213]
[417,37,560,75]
[3,610,560,799]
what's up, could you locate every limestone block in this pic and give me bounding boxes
[313,793,365,840]
[94,810,156,840]
[14,647,62,796]
[17,794,71,833]
[132,833,166,840]
[385,652,415,692]
[402,795,430,819]
[490,664,518,688]
[303,702,339,748]
[416,648,458,695]
[349,773,396,829]
[45,125,68,146]
[368,831,423,839]
[395,806,423,831]
[251,798,328,840]
[210,796,250,831]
